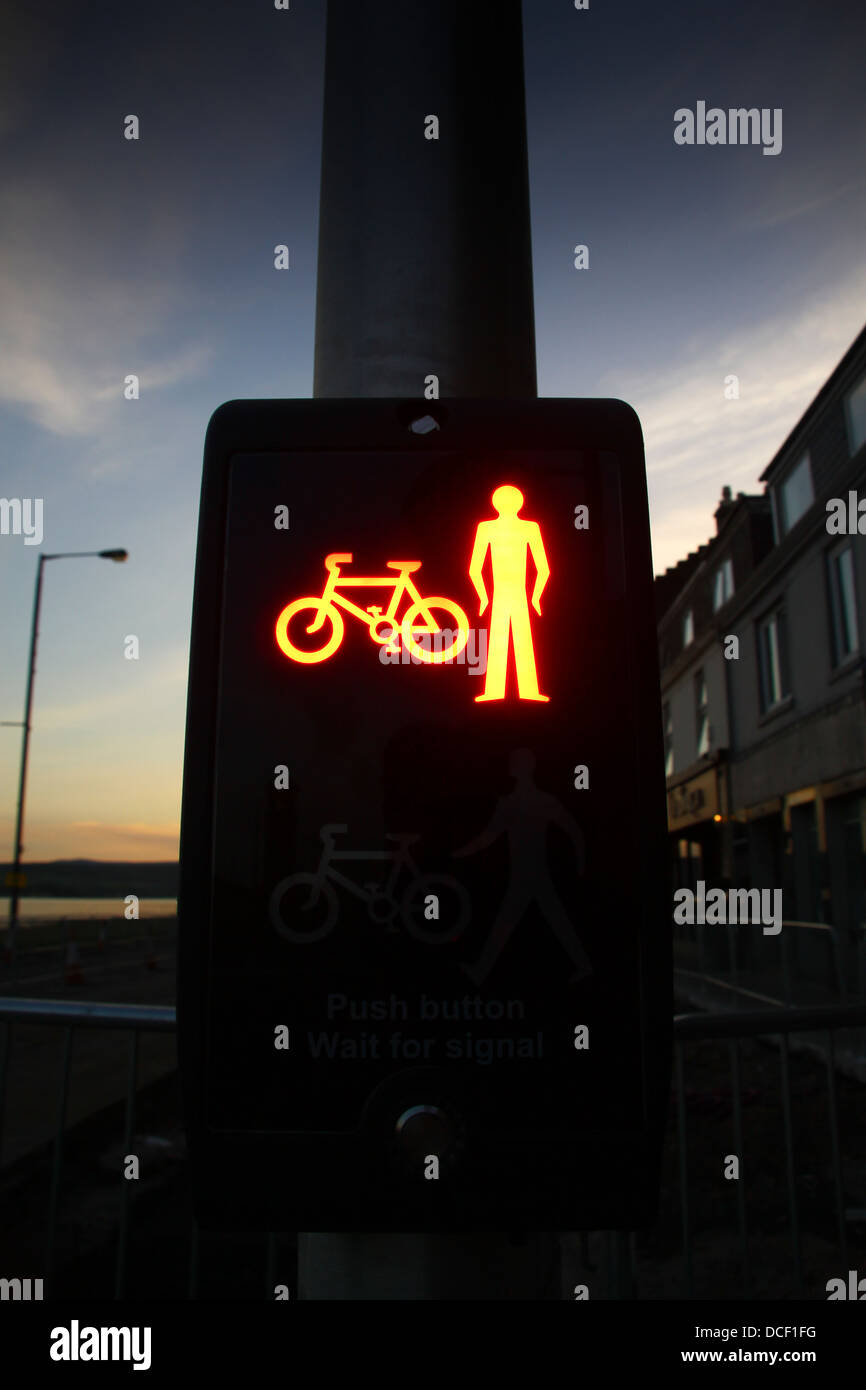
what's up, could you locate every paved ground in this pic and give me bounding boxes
[2,953,866,1299]
[1,919,176,1002]
[0,927,177,1168]
[3,1016,864,1299]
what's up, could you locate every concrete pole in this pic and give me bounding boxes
[303,0,556,1298]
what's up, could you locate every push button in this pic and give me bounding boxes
[395,1104,456,1164]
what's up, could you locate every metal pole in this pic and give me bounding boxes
[305,0,546,1299]
[674,1041,693,1297]
[3,548,126,970]
[45,1024,74,1294]
[5,555,46,968]
[313,0,536,400]
[115,1028,140,1298]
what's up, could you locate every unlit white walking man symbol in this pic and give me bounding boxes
[455,748,593,985]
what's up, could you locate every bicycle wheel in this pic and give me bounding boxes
[401,873,471,944]
[401,598,470,664]
[269,873,338,942]
[275,600,344,663]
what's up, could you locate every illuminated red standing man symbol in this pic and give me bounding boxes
[469,484,550,702]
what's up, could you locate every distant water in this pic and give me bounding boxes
[0,897,177,923]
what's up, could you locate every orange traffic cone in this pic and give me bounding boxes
[64,939,85,985]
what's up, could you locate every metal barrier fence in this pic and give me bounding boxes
[1,995,865,1299]
[0,999,176,1298]
[673,917,866,1005]
[671,1001,866,1299]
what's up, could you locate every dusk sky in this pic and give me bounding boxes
[1,0,864,862]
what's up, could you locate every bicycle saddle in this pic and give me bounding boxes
[385,560,422,573]
[320,822,348,840]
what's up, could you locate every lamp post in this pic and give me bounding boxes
[3,549,128,968]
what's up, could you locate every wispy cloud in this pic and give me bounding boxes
[601,274,866,572]
[69,820,180,844]
[33,650,189,732]
[0,180,213,436]
[0,817,181,862]
[741,175,866,232]
[0,9,59,141]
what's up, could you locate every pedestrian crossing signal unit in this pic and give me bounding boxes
[178,398,672,1231]
[274,479,552,700]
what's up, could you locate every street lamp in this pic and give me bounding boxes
[3,549,129,966]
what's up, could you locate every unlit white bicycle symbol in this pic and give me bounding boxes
[269,824,471,945]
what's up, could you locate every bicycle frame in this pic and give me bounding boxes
[275,553,470,666]
[313,837,414,903]
[309,560,434,637]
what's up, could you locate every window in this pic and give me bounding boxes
[845,375,866,456]
[827,543,860,663]
[770,486,781,545]
[663,701,674,777]
[778,453,814,533]
[694,669,710,756]
[757,609,790,712]
[713,557,734,611]
[682,608,694,647]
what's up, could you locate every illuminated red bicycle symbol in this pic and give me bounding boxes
[275,552,470,664]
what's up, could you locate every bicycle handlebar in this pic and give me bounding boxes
[320,822,348,840]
